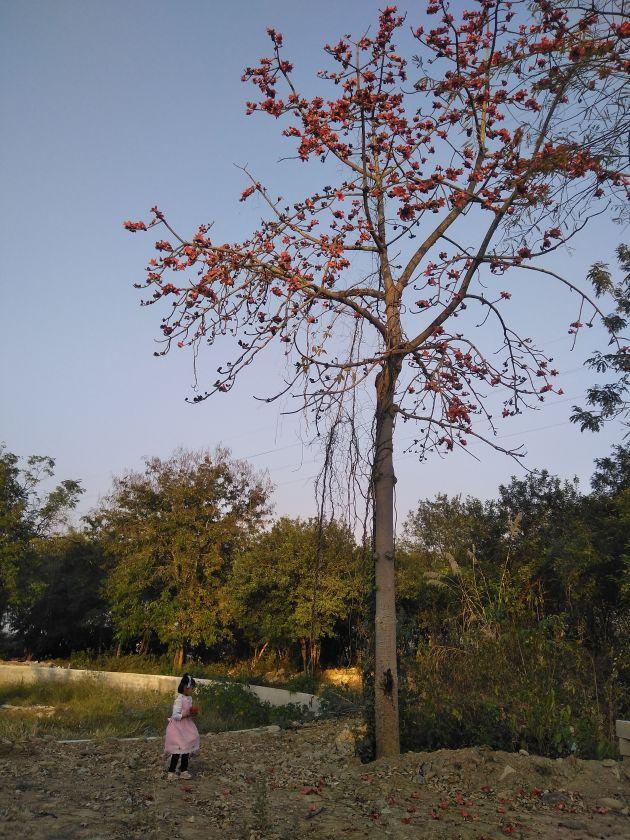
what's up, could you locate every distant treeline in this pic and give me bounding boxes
[1,443,628,756]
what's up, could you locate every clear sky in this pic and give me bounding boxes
[0,0,624,525]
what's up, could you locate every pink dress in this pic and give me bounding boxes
[164,693,200,755]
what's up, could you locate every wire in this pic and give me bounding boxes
[496,420,572,439]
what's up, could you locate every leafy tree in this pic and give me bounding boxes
[572,245,630,436]
[0,448,26,623]
[399,494,497,577]
[99,448,270,668]
[495,472,600,627]
[591,442,630,497]
[8,531,112,658]
[398,447,629,754]
[126,4,628,755]
[229,517,365,671]
[580,444,629,665]
[401,451,628,661]
[0,445,83,635]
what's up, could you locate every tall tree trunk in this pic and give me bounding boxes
[173,642,185,671]
[372,366,400,758]
[138,629,151,656]
[300,637,308,673]
[253,640,269,664]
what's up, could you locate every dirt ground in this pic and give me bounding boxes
[1,718,628,839]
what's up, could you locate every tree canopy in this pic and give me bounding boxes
[572,244,630,437]
[230,516,367,670]
[0,445,83,637]
[97,448,271,667]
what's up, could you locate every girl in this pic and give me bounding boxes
[164,673,200,780]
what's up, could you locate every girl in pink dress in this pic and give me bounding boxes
[164,674,200,780]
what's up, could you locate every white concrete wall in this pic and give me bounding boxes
[0,664,321,713]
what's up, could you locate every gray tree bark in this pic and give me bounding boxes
[372,363,400,757]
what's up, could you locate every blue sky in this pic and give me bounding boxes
[0,0,624,524]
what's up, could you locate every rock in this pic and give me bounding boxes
[540,791,570,806]
[499,764,516,781]
[598,797,625,812]
[416,762,433,784]
[334,727,356,757]
[601,759,617,767]
[518,749,529,756]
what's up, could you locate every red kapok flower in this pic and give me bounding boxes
[123,220,147,233]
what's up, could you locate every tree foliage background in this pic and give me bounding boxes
[0,438,627,757]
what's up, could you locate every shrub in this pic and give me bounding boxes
[399,624,618,758]
[196,682,313,731]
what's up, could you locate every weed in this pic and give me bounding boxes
[251,778,270,833]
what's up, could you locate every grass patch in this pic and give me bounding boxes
[0,678,314,742]
[0,679,167,741]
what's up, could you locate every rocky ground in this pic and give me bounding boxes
[1,718,628,839]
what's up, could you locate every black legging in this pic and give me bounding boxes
[168,753,189,772]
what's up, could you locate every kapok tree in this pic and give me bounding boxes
[125,2,629,756]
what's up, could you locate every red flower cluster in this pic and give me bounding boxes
[123,220,146,232]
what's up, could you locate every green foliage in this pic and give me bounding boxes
[0,445,85,646]
[401,624,621,758]
[572,244,630,436]
[196,682,311,730]
[229,516,367,669]
[98,448,271,662]
[397,458,629,758]
[317,683,363,717]
[591,443,630,496]
[1,438,627,760]
[0,678,313,742]
[7,532,112,658]
[284,672,318,693]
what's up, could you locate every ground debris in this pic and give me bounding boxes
[0,717,628,838]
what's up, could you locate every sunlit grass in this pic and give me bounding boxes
[0,678,314,741]
[0,679,168,740]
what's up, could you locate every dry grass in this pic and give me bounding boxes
[0,678,310,741]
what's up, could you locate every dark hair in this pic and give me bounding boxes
[177,673,196,694]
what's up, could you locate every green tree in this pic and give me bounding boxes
[397,494,499,651]
[0,445,83,639]
[8,531,112,658]
[230,517,365,671]
[579,445,629,668]
[572,245,630,437]
[398,495,497,581]
[397,448,629,755]
[0,448,26,623]
[100,448,270,669]
[591,443,630,497]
